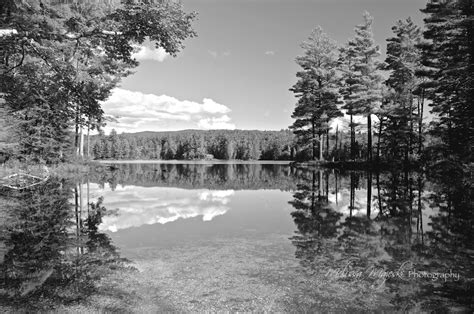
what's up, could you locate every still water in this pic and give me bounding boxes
[1,163,472,311]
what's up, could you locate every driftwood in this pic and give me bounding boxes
[1,167,49,190]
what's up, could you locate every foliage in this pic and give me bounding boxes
[290,2,471,168]
[341,12,383,161]
[0,0,196,163]
[418,0,473,164]
[0,178,130,310]
[290,27,342,161]
[380,18,423,162]
[90,129,295,161]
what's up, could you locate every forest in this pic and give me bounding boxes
[289,2,472,169]
[89,128,381,161]
[90,129,296,160]
[0,0,472,169]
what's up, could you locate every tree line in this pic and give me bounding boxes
[89,162,305,191]
[90,129,296,160]
[88,128,383,161]
[290,1,473,167]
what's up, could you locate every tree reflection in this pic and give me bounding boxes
[91,163,303,191]
[289,170,343,270]
[0,178,128,309]
[289,168,473,311]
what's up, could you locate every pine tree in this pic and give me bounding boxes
[290,26,342,161]
[419,0,473,164]
[382,17,423,162]
[344,12,384,162]
[339,43,359,160]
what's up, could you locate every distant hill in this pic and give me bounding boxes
[95,129,293,138]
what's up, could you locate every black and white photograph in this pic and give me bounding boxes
[0,0,472,312]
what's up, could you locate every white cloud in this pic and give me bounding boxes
[264,50,275,56]
[208,50,231,58]
[330,113,379,132]
[208,50,218,58]
[197,115,235,130]
[132,45,169,62]
[101,88,235,133]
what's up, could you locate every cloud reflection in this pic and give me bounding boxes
[89,185,234,232]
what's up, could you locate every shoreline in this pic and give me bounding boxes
[96,159,293,165]
[290,160,422,171]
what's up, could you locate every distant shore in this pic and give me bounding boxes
[96,159,293,165]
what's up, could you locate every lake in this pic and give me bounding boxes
[1,162,472,312]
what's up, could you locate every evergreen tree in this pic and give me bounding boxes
[344,12,384,161]
[339,42,359,160]
[382,18,423,162]
[290,27,342,161]
[419,0,473,164]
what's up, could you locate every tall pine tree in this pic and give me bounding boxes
[382,17,423,162]
[419,0,473,164]
[290,27,342,161]
[344,12,384,162]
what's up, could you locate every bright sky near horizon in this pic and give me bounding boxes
[102,0,427,134]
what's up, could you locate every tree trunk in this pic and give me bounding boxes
[319,170,323,197]
[325,171,329,199]
[367,115,372,162]
[319,133,323,161]
[377,117,383,161]
[87,178,90,216]
[79,181,83,254]
[86,122,90,158]
[417,174,424,245]
[312,120,316,160]
[311,170,316,214]
[74,113,79,155]
[79,126,84,157]
[349,173,355,217]
[418,88,424,156]
[376,172,382,216]
[335,124,339,158]
[350,114,355,160]
[408,93,414,162]
[326,126,329,160]
[339,129,343,151]
[74,186,79,254]
[367,171,372,218]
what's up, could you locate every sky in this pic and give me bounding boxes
[102,0,427,134]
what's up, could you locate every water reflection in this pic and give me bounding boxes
[0,178,128,309]
[91,163,302,191]
[289,168,473,311]
[1,163,471,311]
[96,186,235,232]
